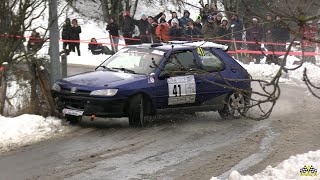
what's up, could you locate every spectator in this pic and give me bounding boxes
[199,10,208,24]
[216,13,223,26]
[246,17,263,63]
[184,21,202,41]
[168,11,179,27]
[194,17,203,30]
[218,17,231,47]
[88,38,114,55]
[156,19,170,42]
[130,14,149,43]
[179,10,192,28]
[168,18,183,41]
[272,15,290,62]
[146,16,160,43]
[263,13,274,51]
[106,18,120,52]
[230,14,244,50]
[121,11,136,45]
[70,19,81,56]
[201,15,219,39]
[27,29,43,51]
[208,3,218,15]
[61,18,72,53]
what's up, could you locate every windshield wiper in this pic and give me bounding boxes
[97,66,117,72]
[111,67,142,74]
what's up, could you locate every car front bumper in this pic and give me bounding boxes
[52,91,128,117]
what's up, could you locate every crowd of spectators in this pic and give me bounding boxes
[108,3,319,63]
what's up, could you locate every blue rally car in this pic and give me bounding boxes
[51,41,251,126]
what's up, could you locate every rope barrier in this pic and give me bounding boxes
[1,33,319,56]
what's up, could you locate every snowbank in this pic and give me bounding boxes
[0,114,71,152]
[211,150,320,180]
[239,56,320,86]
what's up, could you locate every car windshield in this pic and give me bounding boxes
[96,47,165,75]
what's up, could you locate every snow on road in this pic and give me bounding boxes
[211,150,320,180]
[0,115,72,152]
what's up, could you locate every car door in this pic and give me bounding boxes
[193,47,231,105]
[154,49,201,109]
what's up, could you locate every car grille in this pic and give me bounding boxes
[61,97,86,110]
[61,88,91,96]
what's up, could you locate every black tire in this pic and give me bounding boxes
[218,92,248,119]
[128,94,145,127]
[65,115,81,125]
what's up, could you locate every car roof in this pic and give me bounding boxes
[127,41,229,51]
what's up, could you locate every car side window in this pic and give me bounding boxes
[163,51,197,73]
[198,48,224,72]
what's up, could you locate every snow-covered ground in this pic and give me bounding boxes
[1,1,320,179]
[211,150,320,180]
[0,114,73,152]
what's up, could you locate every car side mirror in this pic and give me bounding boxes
[158,71,170,80]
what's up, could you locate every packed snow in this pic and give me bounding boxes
[1,1,320,180]
[211,150,320,180]
[0,114,72,152]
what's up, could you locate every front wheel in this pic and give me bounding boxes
[128,94,145,127]
[218,92,248,119]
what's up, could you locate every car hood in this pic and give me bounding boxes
[61,70,146,87]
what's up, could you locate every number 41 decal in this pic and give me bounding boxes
[173,84,181,97]
[167,75,196,105]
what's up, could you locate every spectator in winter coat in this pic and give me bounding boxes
[230,14,243,50]
[168,18,183,41]
[218,17,231,47]
[131,14,149,43]
[246,17,263,63]
[70,18,81,56]
[121,11,136,45]
[146,16,160,43]
[183,21,202,41]
[27,29,43,52]
[194,17,203,30]
[168,11,179,27]
[208,3,218,15]
[179,10,192,28]
[62,18,72,52]
[215,13,223,26]
[88,38,114,55]
[201,15,219,39]
[156,19,170,42]
[272,15,290,61]
[199,10,208,25]
[263,13,274,51]
[106,18,120,52]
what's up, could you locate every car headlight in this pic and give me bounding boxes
[52,83,61,92]
[90,89,118,96]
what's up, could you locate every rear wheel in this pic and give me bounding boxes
[128,94,145,127]
[218,92,248,119]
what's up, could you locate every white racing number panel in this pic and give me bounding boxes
[167,75,196,105]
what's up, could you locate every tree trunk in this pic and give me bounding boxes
[0,67,7,114]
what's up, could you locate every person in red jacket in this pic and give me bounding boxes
[156,19,170,42]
